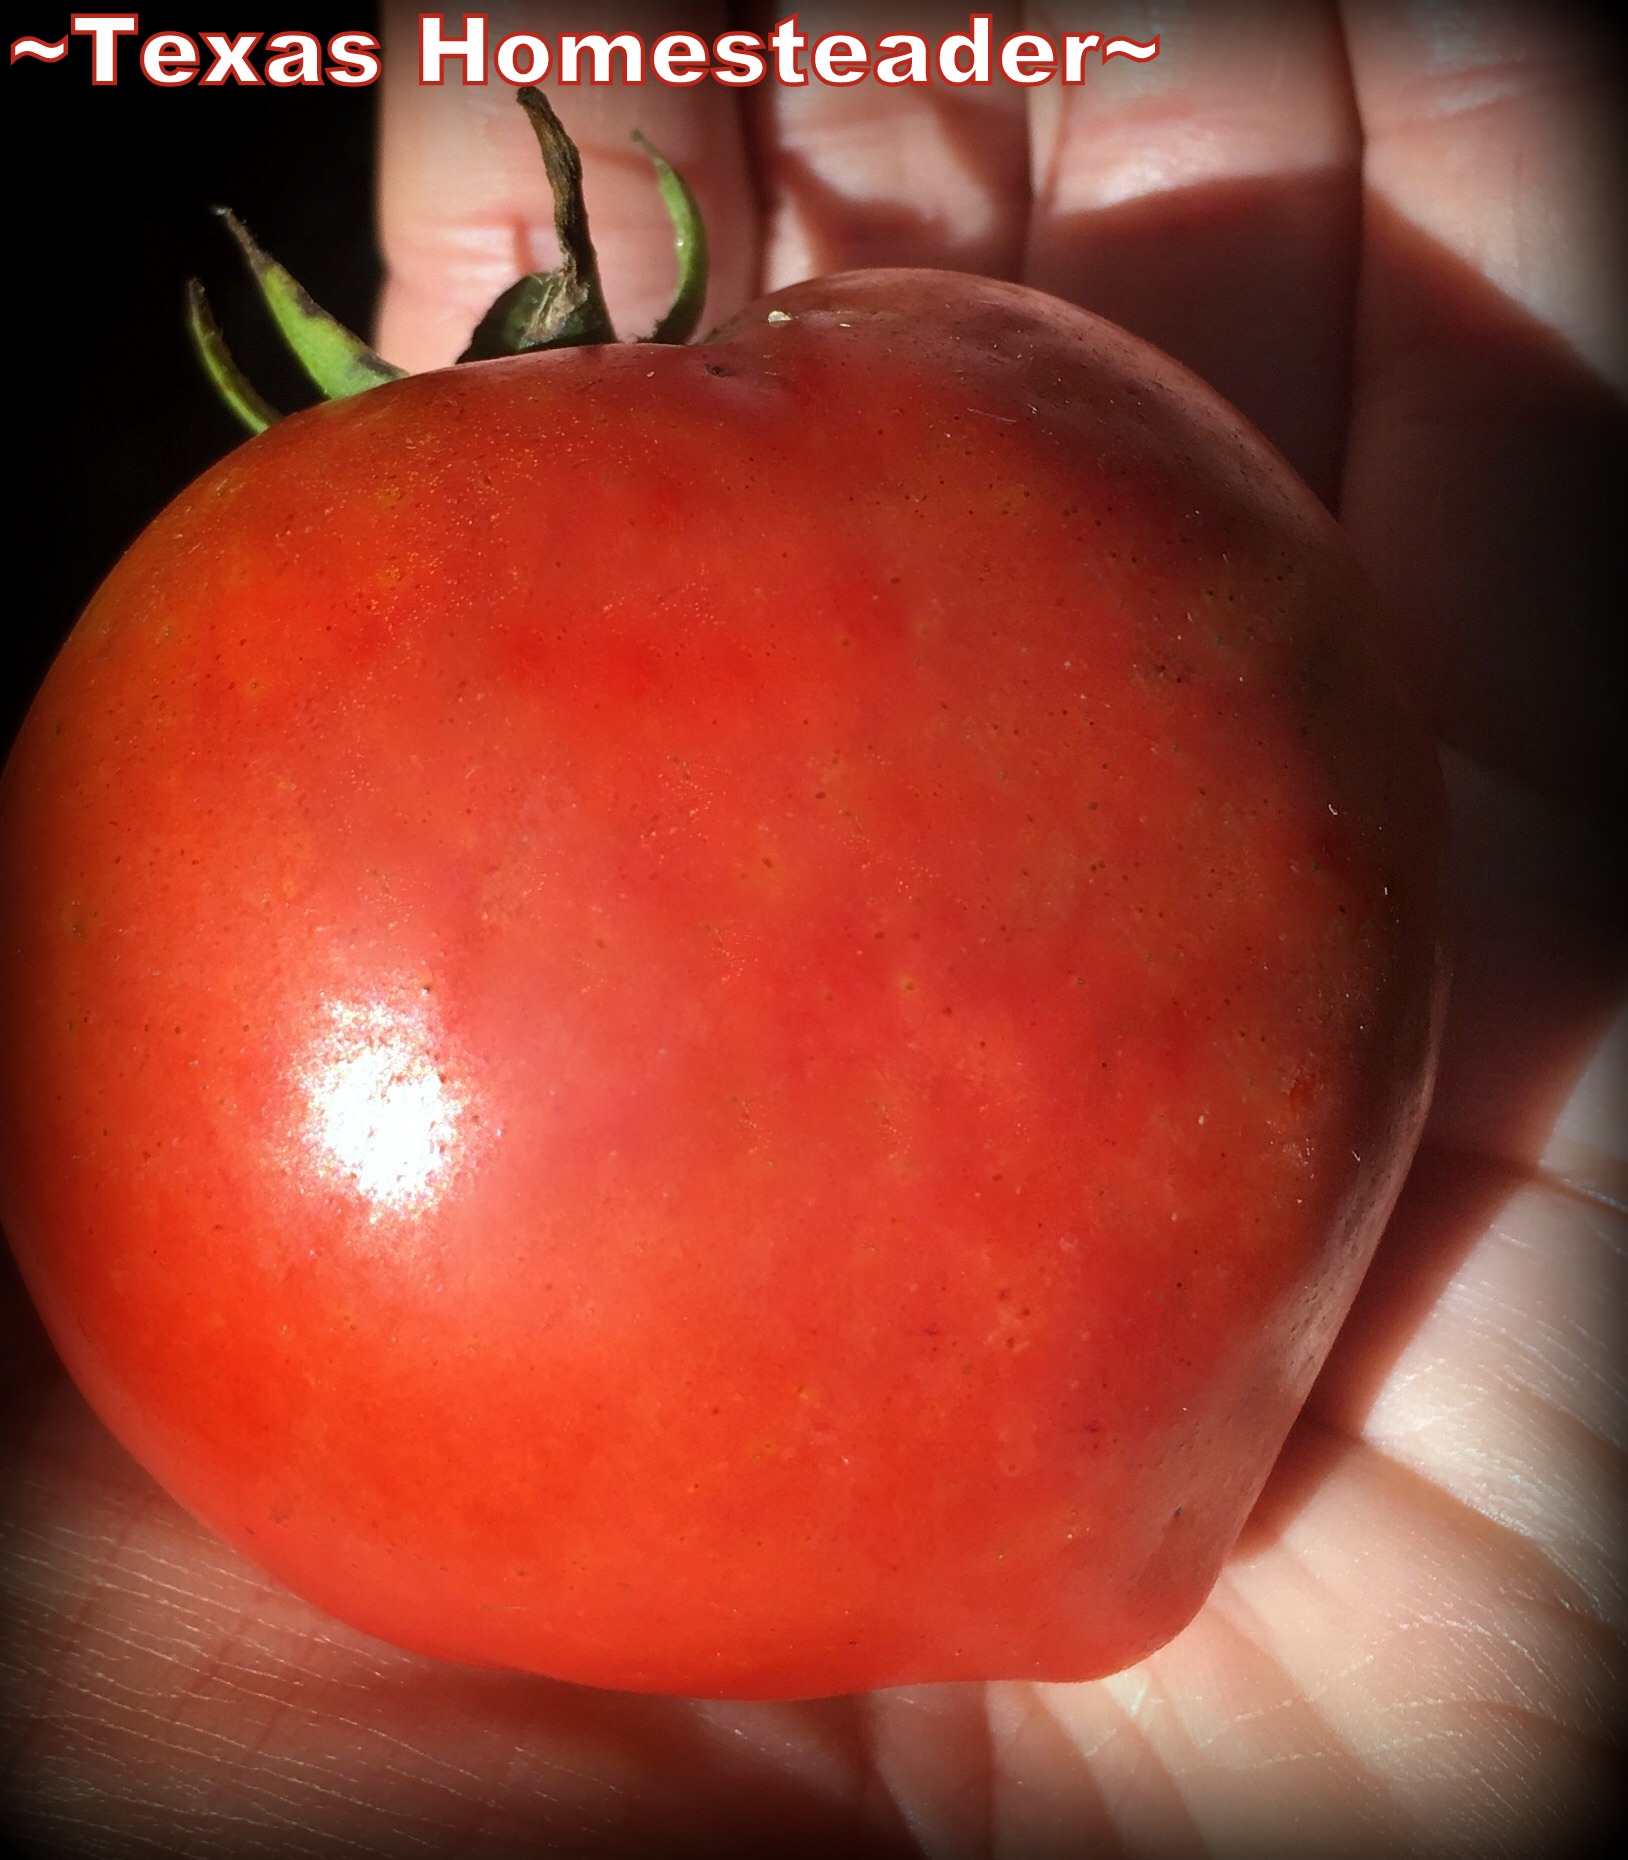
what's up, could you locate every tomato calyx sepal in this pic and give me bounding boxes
[631,128,709,347]
[184,277,281,436]
[458,84,616,360]
[456,88,710,357]
[185,207,409,435]
[190,87,710,434]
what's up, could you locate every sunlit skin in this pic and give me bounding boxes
[2,2,1622,1851]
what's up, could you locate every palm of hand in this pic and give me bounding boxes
[4,8,1622,1852]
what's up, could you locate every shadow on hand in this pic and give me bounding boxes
[1024,166,1363,510]
[744,87,1030,286]
[1340,195,1626,834]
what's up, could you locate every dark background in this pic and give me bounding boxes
[4,9,383,750]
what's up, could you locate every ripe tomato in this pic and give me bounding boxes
[0,265,1445,1699]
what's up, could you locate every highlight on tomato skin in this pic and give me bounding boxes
[0,95,1446,1700]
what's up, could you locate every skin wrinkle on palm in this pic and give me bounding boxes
[3,0,1624,1852]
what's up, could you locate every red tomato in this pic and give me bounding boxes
[0,271,1445,1698]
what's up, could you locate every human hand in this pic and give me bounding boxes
[4,4,1622,1853]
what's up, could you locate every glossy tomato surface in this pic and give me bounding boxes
[0,272,1445,1697]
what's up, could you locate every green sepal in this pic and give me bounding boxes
[185,278,280,435]
[634,130,709,346]
[213,206,407,401]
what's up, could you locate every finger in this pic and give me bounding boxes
[376,1,759,370]
[741,3,1032,287]
[1024,1,1361,503]
[1339,0,1627,824]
